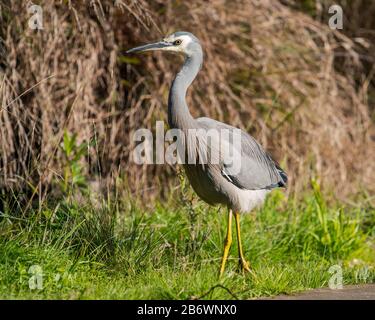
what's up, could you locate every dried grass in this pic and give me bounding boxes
[0,0,374,203]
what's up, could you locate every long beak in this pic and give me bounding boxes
[126,41,171,54]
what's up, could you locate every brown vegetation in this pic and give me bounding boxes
[0,0,374,203]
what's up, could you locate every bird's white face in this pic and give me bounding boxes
[161,34,194,54]
[126,33,199,57]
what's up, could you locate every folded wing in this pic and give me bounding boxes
[197,117,287,190]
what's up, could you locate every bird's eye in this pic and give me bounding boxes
[173,39,182,45]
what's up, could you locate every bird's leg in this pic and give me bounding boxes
[219,209,233,277]
[234,212,251,273]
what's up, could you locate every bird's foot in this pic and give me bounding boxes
[238,258,258,278]
[238,258,251,273]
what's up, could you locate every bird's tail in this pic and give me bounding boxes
[275,163,288,188]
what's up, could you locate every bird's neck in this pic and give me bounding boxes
[168,50,203,130]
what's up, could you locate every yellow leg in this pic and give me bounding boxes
[219,209,232,277]
[234,212,251,273]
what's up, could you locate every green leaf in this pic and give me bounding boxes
[118,56,141,65]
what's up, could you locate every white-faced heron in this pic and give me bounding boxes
[127,32,288,277]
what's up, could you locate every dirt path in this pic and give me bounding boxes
[265,284,375,300]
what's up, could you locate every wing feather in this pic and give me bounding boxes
[197,117,287,190]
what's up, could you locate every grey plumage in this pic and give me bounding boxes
[197,117,287,190]
[127,31,287,213]
[127,31,288,276]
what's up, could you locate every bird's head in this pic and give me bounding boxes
[126,31,202,57]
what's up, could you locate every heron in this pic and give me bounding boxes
[127,32,287,277]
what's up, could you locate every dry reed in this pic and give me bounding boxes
[0,0,374,204]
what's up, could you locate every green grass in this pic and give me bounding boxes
[0,185,374,299]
